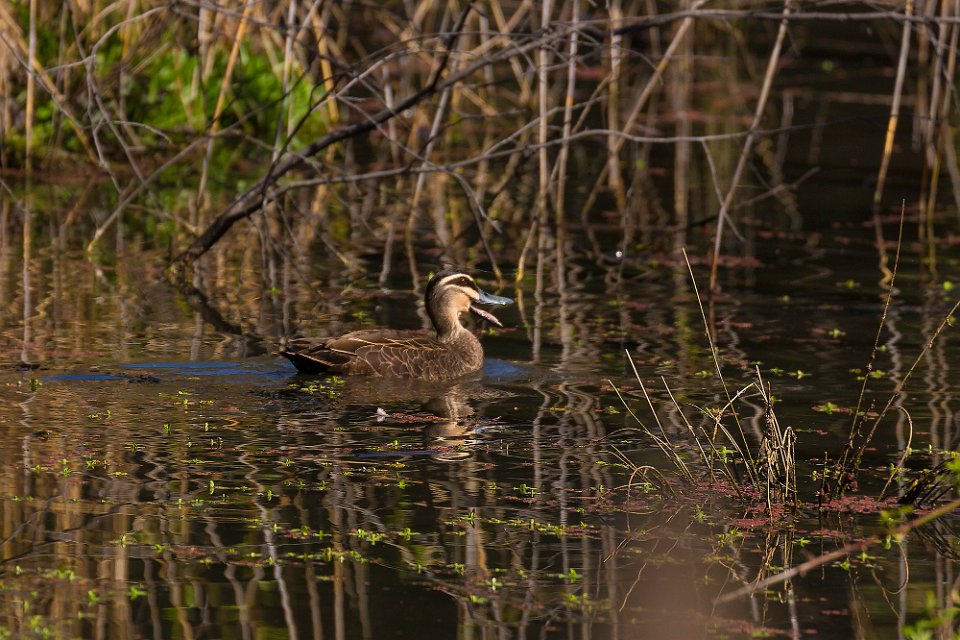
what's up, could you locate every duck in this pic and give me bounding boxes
[280,269,513,380]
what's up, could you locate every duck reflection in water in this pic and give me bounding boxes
[338,376,510,462]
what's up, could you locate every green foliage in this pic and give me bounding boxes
[902,592,960,640]
[126,43,328,145]
[11,12,328,169]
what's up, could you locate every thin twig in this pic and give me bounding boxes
[682,247,758,485]
[832,201,905,496]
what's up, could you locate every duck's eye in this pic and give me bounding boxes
[453,277,476,290]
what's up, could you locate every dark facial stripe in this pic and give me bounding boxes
[431,271,477,293]
[449,276,478,291]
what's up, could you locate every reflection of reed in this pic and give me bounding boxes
[1,333,958,637]
[21,200,31,367]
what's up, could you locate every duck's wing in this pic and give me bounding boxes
[280,331,445,376]
[349,335,485,380]
[334,333,452,378]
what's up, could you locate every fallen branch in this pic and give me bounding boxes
[716,496,960,603]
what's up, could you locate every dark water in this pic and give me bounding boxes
[0,198,959,640]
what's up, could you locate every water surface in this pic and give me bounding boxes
[0,204,958,640]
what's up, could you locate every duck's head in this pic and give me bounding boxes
[424,269,513,338]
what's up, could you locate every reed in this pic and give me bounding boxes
[0,1,949,295]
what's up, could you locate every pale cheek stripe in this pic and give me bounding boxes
[435,273,475,288]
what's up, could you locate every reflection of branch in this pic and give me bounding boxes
[178,284,265,351]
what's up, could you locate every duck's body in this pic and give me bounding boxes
[281,328,484,380]
[280,270,512,381]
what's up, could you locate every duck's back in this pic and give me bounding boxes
[281,328,484,380]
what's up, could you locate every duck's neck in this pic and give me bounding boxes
[431,307,470,343]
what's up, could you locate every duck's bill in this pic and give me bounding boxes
[470,304,503,327]
[470,289,513,327]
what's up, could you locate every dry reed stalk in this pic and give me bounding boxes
[197,0,256,206]
[200,3,220,80]
[275,0,300,154]
[375,0,443,283]
[516,0,556,286]
[25,0,39,172]
[923,0,959,256]
[872,0,914,211]
[115,0,143,149]
[377,2,492,119]
[377,65,401,288]
[660,377,734,492]
[302,0,340,255]
[402,7,456,256]
[470,0,532,59]
[487,0,534,104]
[553,0,580,300]
[534,0,554,298]
[470,11,497,206]
[554,0,580,226]
[922,0,950,165]
[609,356,696,484]
[708,0,792,294]
[755,368,796,511]
[262,0,304,273]
[310,4,340,124]
[181,6,206,132]
[672,0,693,235]
[518,0,555,360]
[607,0,626,211]
[580,0,706,219]
[913,0,936,155]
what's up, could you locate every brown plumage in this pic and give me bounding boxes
[280,269,513,381]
